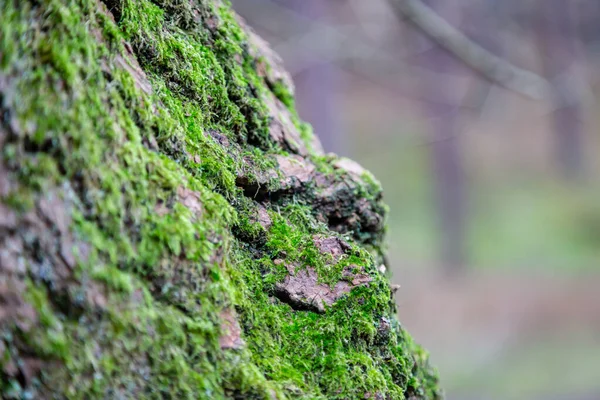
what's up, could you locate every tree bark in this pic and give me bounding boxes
[0,0,440,398]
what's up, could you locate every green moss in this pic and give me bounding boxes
[0,0,440,398]
[230,238,426,399]
[271,81,295,111]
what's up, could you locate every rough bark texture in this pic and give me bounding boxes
[0,0,441,398]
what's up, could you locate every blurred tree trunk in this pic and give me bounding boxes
[286,0,340,153]
[428,104,466,272]
[295,62,339,153]
[417,0,466,273]
[537,0,586,181]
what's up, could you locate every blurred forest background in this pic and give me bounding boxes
[231,1,600,399]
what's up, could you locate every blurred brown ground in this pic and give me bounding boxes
[394,270,600,399]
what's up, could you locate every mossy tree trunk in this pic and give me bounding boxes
[0,0,441,398]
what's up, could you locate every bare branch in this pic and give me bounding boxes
[391,0,554,100]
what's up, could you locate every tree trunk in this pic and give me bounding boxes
[0,0,440,399]
[287,0,341,153]
[537,0,586,180]
[416,0,467,273]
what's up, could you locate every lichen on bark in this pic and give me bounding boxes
[0,0,441,398]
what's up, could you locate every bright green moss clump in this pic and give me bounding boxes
[0,0,441,398]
